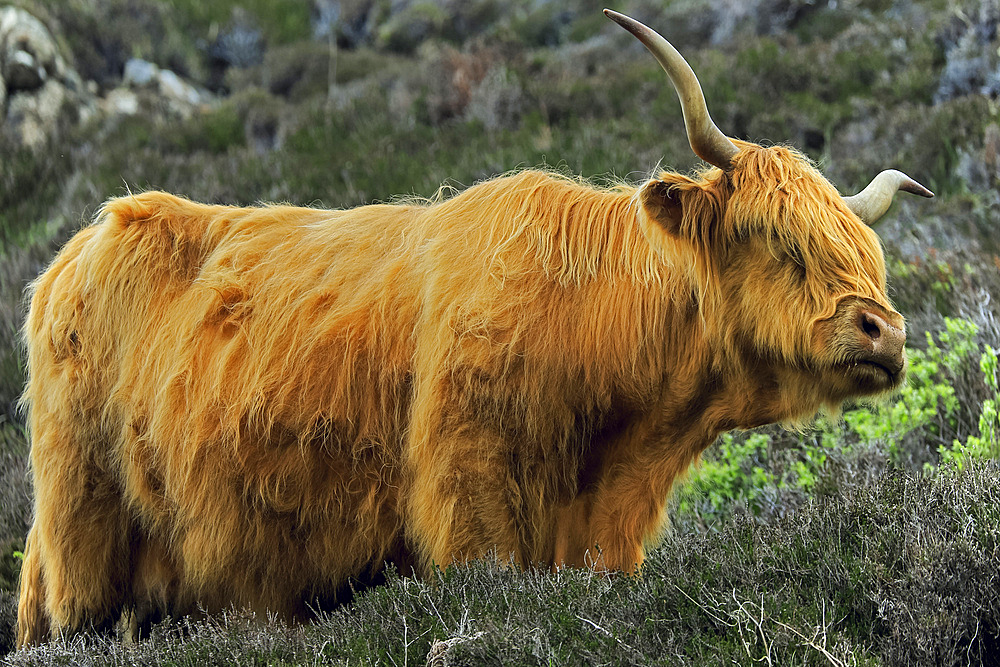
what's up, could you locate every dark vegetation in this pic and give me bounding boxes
[6,466,1000,666]
[0,0,998,663]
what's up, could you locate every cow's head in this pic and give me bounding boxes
[606,10,933,420]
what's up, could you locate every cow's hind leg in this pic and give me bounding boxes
[21,417,131,642]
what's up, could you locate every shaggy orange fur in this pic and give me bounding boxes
[18,142,905,645]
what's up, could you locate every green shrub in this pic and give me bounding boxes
[676,317,996,530]
[938,345,1000,470]
[675,432,775,526]
[846,317,983,465]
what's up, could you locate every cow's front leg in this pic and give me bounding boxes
[548,477,662,572]
[586,448,690,573]
[551,493,599,569]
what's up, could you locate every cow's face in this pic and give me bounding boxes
[733,146,907,403]
[639,144,909,416]
[726,145,907,401]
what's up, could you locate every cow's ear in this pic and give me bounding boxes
[640,179,684,239]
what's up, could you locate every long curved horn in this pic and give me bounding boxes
[604,9,739,171]
[843,170,934,224]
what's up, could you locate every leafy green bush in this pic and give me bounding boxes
[938,345,1000,470]
[847,317,988,468]
[677,317,997,530]
[675,432,775,526]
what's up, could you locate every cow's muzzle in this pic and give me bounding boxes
[855,308,906,377]
[835,300,907,392]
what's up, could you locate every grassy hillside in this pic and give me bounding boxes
[1,0,998,663]
[6,465,1000,665]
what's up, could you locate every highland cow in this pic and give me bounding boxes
[17,10,932,645]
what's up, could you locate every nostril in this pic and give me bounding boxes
[860,311,883,341]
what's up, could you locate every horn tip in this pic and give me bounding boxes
[903,180,935,199]
[603,8,635,31]
[889,169,935,199]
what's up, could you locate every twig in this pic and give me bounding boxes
[577,615,641,656]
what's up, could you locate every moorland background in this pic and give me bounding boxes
[0,0,999,664]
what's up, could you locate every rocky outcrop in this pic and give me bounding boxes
[1,6,61,93]
[120,57,209,118]
[0,5,211,149]
[0,6,94,149]
[935,0,1000,102]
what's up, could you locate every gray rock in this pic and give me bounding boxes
[0,6,108,148]
[5,78,69,149]
[158,68,202,107]
[6,49,44,90]
[123,58,160,88]
[122,57,205,114]
[0,7,58,86]
[102,87,139,116]
[935,1,1000,103]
